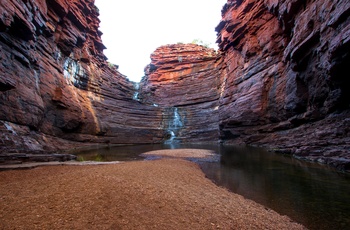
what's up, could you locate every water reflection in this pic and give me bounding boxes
[75,144,164,162]
[73,144,350,230]
[200,145,350,230]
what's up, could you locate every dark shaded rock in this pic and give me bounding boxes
[0,153,77,165]
[0,0,349,171]
[0,0,164,159]
[216,0,350,170]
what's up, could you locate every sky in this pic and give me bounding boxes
[94,0,227,82]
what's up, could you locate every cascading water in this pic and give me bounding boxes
[133,82,140,101]
[172,108,183,128]
[165,107,183,143]
[168,131,176,142]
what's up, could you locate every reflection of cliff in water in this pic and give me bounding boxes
[200,145,350,230]
[73,143,350,230]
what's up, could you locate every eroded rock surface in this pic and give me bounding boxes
[215,0,350,170]
[0,0,349,170]
[0,0,164,156]
[140,44,224,142]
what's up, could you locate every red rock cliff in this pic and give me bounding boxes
[216,0,350,169]
[0,0,164,155]
[140,44,224,142]
[0,0,349,170]
[139,0,350,170]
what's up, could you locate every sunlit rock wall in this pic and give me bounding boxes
[1,0,349,171]
[216,0,350,169]
[139,44,225,143]
[0,0,164,154]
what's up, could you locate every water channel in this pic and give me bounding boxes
[74,143,350,230]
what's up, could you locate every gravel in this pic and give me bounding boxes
[0,150,306,229]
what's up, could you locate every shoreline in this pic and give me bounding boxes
[0,149,305,229]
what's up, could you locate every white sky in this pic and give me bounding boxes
[94,0,227,82]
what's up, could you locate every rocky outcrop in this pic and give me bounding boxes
[0,0,349,170]
[216,0,350,170]
[0,0,164,156]
[139,44,224,142]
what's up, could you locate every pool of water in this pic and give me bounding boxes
[73,143,350,230]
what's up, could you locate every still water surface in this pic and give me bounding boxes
[74,143,350,230]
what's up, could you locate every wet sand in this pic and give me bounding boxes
[142,148,217,158]
[0,150,305,229]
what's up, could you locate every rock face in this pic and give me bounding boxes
[139,0,350,170]
[0,0,164,155]
[0,0,349,170]
[215,0,350,170]
[139,44,224,142]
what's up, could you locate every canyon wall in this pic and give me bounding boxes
[0,0,349,169]
[138,0,350,169]
[0,0,164,157]
[215,0,350,169]
[139,44,224,143]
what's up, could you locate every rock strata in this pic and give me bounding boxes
[140,44,224,142]
[0,0,349,170]
[0,0,164,157]
[215,0,350,170]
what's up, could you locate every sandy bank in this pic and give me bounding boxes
[142,148,217,158]
[0,150,305,229]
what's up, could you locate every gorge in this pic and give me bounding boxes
[0,0,349,171]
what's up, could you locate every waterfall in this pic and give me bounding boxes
[165,107,183,143]
[168,131,176,142]
[133,82,140,101]
[133,92,139,100]
[172,107,183,128]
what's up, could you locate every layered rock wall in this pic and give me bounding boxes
[140,44,224,142]
[0,0,349,169]
[0,0,164,155]
[216,0,350,169]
